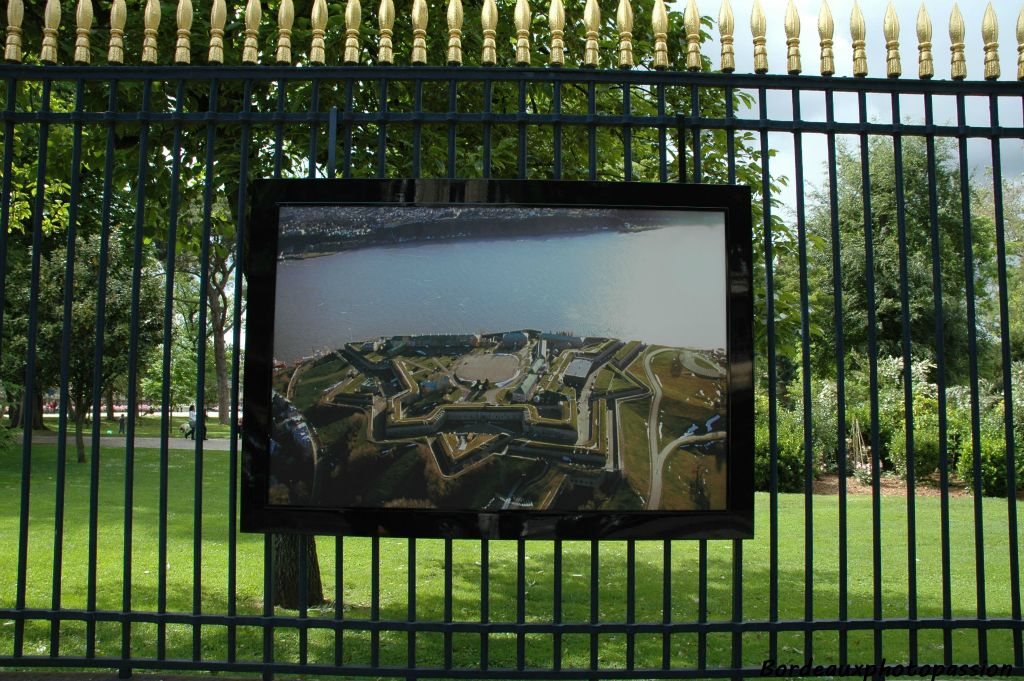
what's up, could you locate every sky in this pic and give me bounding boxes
[671,0,1024,218]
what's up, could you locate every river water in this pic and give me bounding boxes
[273,216,726,363]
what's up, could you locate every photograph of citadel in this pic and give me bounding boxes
[268,205,729,513]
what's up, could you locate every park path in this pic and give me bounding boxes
[19,434,234,451]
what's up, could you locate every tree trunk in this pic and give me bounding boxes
[209,291,231,425]
[74,401,87,463]
[271,534,324,609]
[14,391,45,430]
[105,385,115,421]
[34,391,44,429]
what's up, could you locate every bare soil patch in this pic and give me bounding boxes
[812,473,970,498]
[454,353,520,383]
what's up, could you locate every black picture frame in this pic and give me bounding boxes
[241,179,754,540]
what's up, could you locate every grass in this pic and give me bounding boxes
[41,414,235,439]
[617,399,651,504]
[2,444,1023,676]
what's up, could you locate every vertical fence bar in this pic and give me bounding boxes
[0,75,15,372]
[657,84,666,182]
[822,85,849,668]
[412,80,423,177]
[13,76,50,658]
[726,83,743,681]
[343,78,354,178]
[482,78,492,178]
[758,83,780,664]
[335,535,344,667]
[552,537,562,671]
[156,78,187,662]
[625,540,634,670]
[857,88,884,670]
[622,82,631,180]
[444,537,453,669]
[693,85,708,675]
[86,78,118,660]
[587,81,596,180]
[661,540,671,670]
[517,539,526,670]
[230,77,254,666]
[552,81,562,179]
[447,79,457,177]
[922,91,953,667]
[371,535,380,668]
[956,91,988,664]
[890,91,918,666]
[121,77,155,678]
[792,84,814,666]
[517,79,527,178]
[194,74,219,665]
[49,77,85,658]
[407,537,417,673]
[589,539,598,676]
[989,92,1023,667]
[481,538,490,671]
[377,78,388,177]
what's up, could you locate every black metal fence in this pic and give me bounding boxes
[1,0,1023,678]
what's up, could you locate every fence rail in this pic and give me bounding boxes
[0,0,1022,679]
[2,0,1024,79]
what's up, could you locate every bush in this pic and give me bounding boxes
[956,421,1024,497]
[754,391,806,493]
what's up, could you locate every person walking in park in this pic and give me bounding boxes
[118,413,126,435]
[186,404,196,440]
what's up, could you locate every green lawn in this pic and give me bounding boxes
[41,414,235,439]
[1,444,1021,676]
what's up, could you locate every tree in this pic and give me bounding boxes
[805,136,996,384]
[3,230,163,462]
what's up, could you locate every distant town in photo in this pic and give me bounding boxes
[269,206,729,513]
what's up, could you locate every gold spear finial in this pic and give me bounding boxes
[242,0,261,63]
[684,0,700,70]
[818,0,834,75]
[310,0,327,63]
[916,2,932,78]
[617,0,633,68]
[446,0,462,64]
[4,0,22,62]
[548,0,564,66]
[515,0,531,65]
[785,0,800,74]
[651,0,667,69]
[108,0,125,62]
[343,0,360,63]
[949,2,965,79]
[377,0,394,63]
[481,0,497,64]
[718,0,734,72]
[751,0,767,73]
[1017,4,1024,79]
[208,0,226,63]
[410,0,427,64]
[175,0,193,63]
[883,1,900,77]
[141,0,160,63]
[40,0,60,63]
[276,0,294,63]
[75,0,93,63]
[583,0,600,67]
[851,0,867,76]
[982,2,998,79]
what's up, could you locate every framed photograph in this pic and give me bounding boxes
[242,179,753,540]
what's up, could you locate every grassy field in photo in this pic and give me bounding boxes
[1,444,1021,675]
